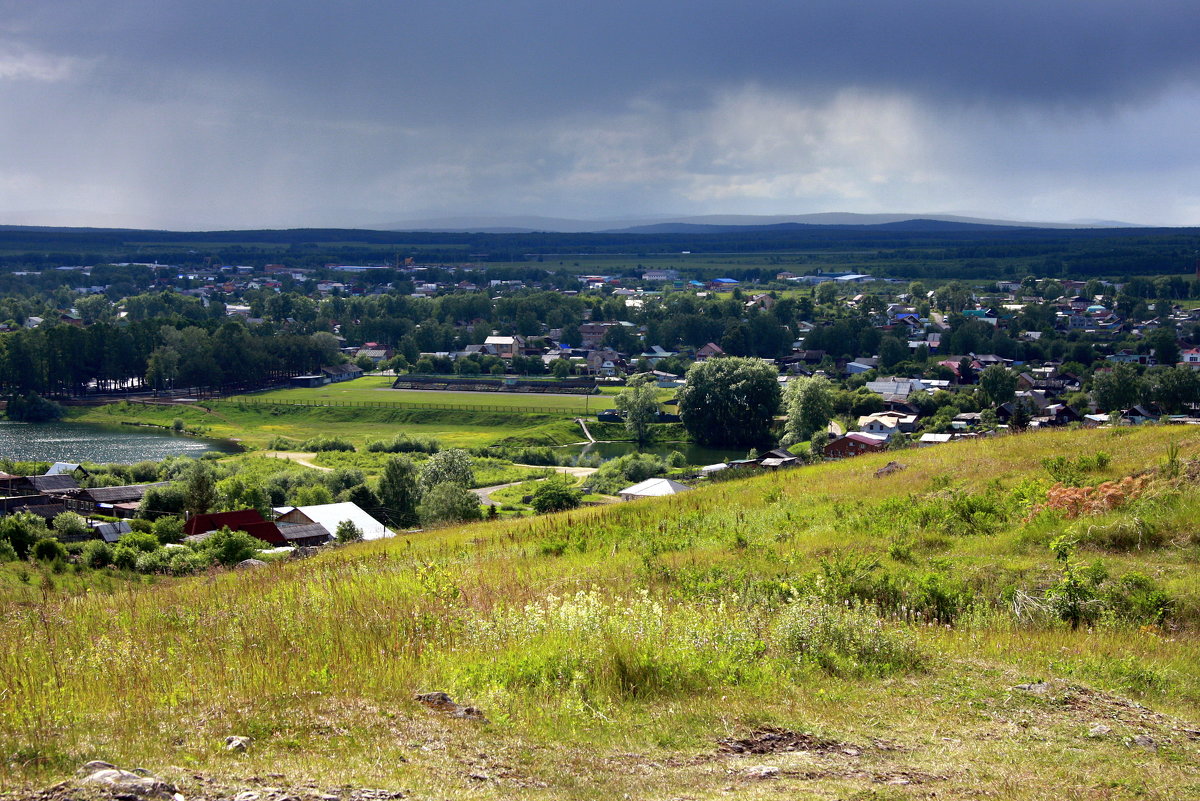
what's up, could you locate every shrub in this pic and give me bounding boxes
[134,549,172,574]
[193,527,263,566]
[169,549,208,575]
[418,482,482,526]
[774,597,928,677]
[80,540,113,568]
[0,539,17,562]
[366,433,441,454]
[152,516,185,545]
[118,532,161,553]
[531,478,583,514]
[111,544,139,570]
[5,392,64,422]
[298,436,355,452]
[335,520,363,543]
[52,512,90,541]
[32,538,68,563]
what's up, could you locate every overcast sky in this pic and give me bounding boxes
[1,1,1199,229]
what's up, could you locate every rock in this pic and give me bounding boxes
[874,461,907,478]
[1014,682,1050,694]
[81,767,174,798]
[742,765,780,780]
[414,691,485,720]
[233,792,260,801]
[78,760,117,775]
[225,735,252,752]
[1088,724,1112,738]
[1128,734,1157,751]
[236,559,267,570]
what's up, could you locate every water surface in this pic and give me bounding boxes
[0,420,239,464]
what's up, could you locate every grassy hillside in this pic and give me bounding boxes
[3,426,1200,799]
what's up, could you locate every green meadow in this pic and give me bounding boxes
[2,425,1199,799]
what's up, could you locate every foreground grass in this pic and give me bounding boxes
[2,426,1200,799]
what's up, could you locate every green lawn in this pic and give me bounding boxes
[229,376,603,414]
[68,399,587,451]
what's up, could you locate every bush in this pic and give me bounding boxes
[774,597,928,677]
[0,539,17,562]
[366,433,441,454]
[80,540,113,568]
[193,527,263,567]
[298,436,356,452]
[531,478,583,514]
[418,482,482,526]
[111,544,139,570]
[589,452,669,495]
[134,549,172,574]
[335,520,363,543]
[31,538,68,563]
[52,512,90,540]
[118,531,161,553]
[169,549,208,575]
[5,392,64,422]
[152,516,185,545]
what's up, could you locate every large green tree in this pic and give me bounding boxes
[1092,364,1146,412]
[378,455,421,529]
[615,377,660,444]
[678,357,781,447]
[783,375,833,445]
[978,365,1018,408]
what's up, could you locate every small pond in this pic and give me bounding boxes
[0,420,240,464]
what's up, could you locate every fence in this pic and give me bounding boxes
[205,397,588,416]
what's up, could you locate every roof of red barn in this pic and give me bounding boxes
[184,509,285,546]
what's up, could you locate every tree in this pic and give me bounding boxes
[531,477,582,514]
[52,511,90,541]
[378,455,421,528]
[615,381,660,444]
[678,357,781,447]
[1148,328,1180,368]
[551,358,573,378]
[0,511,49,559]
[335,520,364,543]
[815,282,838,306]
[418,482,482,526]
[878,336,907,370]
[784,375,833,444]
[419,449,474,491]
[183,461,218,516]
[1092,364,1146,412]
[1147,366,1200,413]
[978,365,1018,408]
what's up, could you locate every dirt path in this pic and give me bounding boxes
[259,451,333,471]
[512,463,597,477]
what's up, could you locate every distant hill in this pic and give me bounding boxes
[384,212,1141,234]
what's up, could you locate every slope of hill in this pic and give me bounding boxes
[2,426,1199,800]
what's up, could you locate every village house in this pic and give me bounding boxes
[823,432,888,458]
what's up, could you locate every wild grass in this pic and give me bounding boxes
[2,425,1200,799]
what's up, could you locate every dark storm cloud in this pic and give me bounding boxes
[2,1,1199,227]
[7,1,1200,119]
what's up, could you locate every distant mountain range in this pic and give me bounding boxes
[380,212,1144,234]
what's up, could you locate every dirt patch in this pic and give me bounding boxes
[716,726,860,756]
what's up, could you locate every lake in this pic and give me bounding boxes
[0,420,240,464]
[556,440,750,465]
